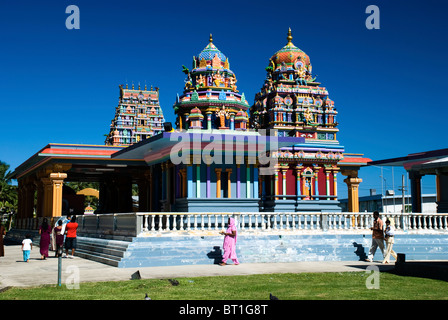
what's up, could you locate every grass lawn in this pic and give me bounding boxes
[1,271,447,300]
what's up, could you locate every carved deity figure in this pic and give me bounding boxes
[213,72,223,87]
[217,105,229,128]
[296,66,307,85]
[196,74,205,88]
[303,108,313,124]
[229,76,238,92]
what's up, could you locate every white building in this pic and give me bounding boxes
[338,192,437,213]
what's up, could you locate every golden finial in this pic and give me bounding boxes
[287,28,293,44]
[209,33,213,43]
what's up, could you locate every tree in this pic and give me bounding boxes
[0,161,18,214]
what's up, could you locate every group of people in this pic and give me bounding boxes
[366,211,398,264]
[21,215,78,262]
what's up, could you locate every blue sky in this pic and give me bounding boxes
[1,0,446,199]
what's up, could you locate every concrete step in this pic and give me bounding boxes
[75,250,121,267]
[72,236,131,267]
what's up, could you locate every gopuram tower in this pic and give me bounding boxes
[169,35,261,212]
[105,84,165,146]
[173,34,250,131]
[250,29,344,212]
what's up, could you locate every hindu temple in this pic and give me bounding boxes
[9,30,371,222]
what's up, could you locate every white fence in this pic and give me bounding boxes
[15,212,448,236]
[137,212,448,234]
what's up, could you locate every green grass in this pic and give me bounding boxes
[1,272,447,300]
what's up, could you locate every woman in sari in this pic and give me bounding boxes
[39,218,52,260]
[219,217,240,266]
[52,220,65,257]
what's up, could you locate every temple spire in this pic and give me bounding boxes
[287,28,293,45]
[209,33,213,43]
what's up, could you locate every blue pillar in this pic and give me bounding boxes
[187,165,193,198]
[296,170,301,199]
[253,166,259,199]
[196,164,201,198]
[236,165,241,198]
[206,165,211,198]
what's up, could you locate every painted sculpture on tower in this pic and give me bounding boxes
[105,84,165,146]
[173,34,249,131]
[250,29,344,212]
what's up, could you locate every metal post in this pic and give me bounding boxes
[57,245,63,287]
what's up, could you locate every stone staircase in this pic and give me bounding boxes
[75,237,132,267]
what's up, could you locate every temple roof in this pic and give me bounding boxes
[198,34,227,61]
[271,28,311,67]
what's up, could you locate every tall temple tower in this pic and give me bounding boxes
[167,35,261,212]
[250,29,344,212]
[173,34,250,131]
[105,84,165,146]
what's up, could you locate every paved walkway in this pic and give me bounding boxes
[0,244,393,289]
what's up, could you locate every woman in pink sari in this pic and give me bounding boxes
[219,217,240,266]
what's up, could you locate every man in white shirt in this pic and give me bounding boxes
[382,218,398,264]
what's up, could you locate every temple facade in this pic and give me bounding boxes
[250,29,346,212]
[105,84,165,146]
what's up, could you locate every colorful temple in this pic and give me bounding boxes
[9,30,371,220]
[105,84,165,146]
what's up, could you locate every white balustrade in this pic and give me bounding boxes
[143,212,448,233]
[15,212,448,235]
